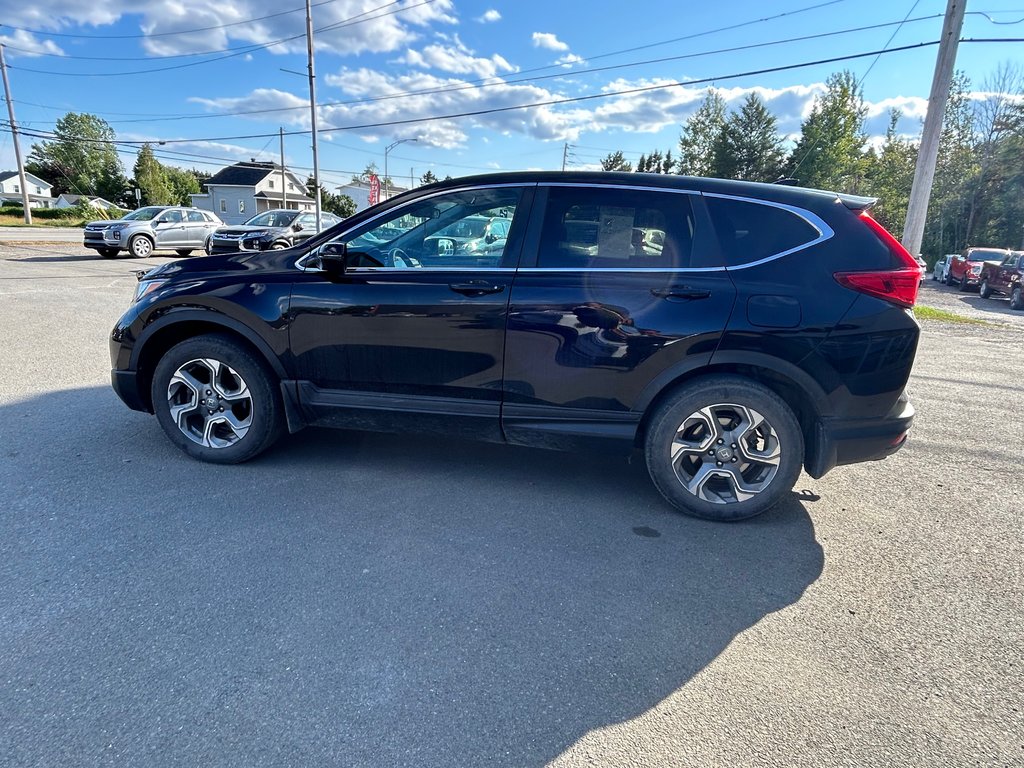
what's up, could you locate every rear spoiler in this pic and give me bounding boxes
[836,193,877,211]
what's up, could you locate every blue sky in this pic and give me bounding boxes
[1,0,1022,191]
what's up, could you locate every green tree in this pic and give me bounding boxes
[636,153,648,173]
[788,71,868,192]
[165,166,201,206]
[306,176,357,219]
[678,90,727,177]
[600,150,632,172]
[865,110,918,240]
[133,143,173,206]
[420,170,439,185]
[709,93,786,182]
[26,112,127,202]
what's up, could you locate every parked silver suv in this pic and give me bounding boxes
[84,206,223,258]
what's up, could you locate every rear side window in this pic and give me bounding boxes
[705,196,820,267]
[187,211,206,222]
[538,187,695,269]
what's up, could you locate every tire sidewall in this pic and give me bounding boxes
[1012,286,1023,311]
[645,376,804,522]
[129,235,153,258]
[980,280,991,299]
[151,334,283,464]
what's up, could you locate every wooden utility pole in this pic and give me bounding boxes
[901,0,966,257]
[280,127,287,210]
[304,0,322,231]
[561,142,568,172]
[0,45,32,225]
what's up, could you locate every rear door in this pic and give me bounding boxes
[502,183,735,448]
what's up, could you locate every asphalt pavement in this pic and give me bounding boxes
[0,244,1021,767]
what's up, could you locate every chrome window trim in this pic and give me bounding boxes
[344,266,516,273]
[295,183,534,272]
[701,192,834,271]
[539,181,700,196]
[516,267,725,274]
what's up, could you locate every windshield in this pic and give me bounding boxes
[123,207,164,221]
[245,211,299,228]
[967,249,1007,261]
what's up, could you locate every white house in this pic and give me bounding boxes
[337,178,411,213]
[0,171,55,208]
[190,161,315,225]
[54,193,119,211]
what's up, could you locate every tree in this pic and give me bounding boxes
[865,110,918,240]
[678,90,727,177]
[600,151,632,172]
[306,176,357,219]
[164,166,201,206]
[133,144,173,206]
[636,153,648,173]
[788,71,868,192]
[709,93,786,182]
[421,170,439,185]
[26,112,127,202]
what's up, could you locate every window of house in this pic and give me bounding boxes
[239,200,245,214]
[268,180,275,189]
[220,199,227,213]
[537,186,695,269]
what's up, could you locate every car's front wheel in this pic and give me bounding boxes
[1011,285,1023,311]
[945,271,955,286]
[128,234,153,258]
[959,274,971,292]
[151,334,284,464]
[644,376,803,521]
[979,279,993,299]
[97,248,119,258]
[175,249,193,257]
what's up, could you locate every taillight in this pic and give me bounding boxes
[834,212,920,308]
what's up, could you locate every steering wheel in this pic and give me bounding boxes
[389,247,422,268]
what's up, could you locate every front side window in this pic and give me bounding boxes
[158,209,184,223]
[297,213,317,228]
[246,211,298,227]
[538,187,694,269]
[332,187,523,269]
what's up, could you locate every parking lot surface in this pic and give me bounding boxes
[1,244,1021,767]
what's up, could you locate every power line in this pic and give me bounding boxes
[6,38,1022,148]
[5,0,434,77]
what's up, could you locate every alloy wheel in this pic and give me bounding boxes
[166,357,253,448]
[669,403,781,505]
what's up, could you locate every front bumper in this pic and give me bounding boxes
[111,369,149,412]
[84,229,122,248]
[807,392,914,478]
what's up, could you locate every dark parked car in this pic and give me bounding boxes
[979,250,1024,309]
[109,172,921,521]
[206,209,342,255]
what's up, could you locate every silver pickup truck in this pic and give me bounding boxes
[84,206,223,258]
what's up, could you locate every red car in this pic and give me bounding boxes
[979,251,1024,310]
[946,247,1010,291]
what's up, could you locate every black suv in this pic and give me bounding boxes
[110,172,921,521]
[206,209,342,255]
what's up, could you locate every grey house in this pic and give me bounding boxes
[190,162,315,225]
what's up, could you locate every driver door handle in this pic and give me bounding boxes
[650,286,711,300]
[449,281,505,296]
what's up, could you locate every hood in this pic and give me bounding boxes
[141,248,297,281]
[86,219,129,228]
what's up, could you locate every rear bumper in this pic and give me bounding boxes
[806,392,914,478]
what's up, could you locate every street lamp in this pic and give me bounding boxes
[383,138,418,200]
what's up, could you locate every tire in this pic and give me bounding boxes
[945,270,955,287]
[1011,286,1023,311]
[151,334,285,464]
[175,249,193,257]
[98,248,119,258]
[979,279,993,299]
[204,237,213,256]
[958,274,971,292]
[128,234,153,259]
[644,376,804,522]
[270,241,288,250]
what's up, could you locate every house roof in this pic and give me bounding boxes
[0,171,53,188]
[204,162,304,188]
[58,193,117,206]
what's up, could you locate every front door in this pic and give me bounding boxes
[154,208,187,248]
[502,183,736,449]
[288,185,533,440]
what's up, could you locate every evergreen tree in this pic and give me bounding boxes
[709,93,786,182]
[26,112,127,201]
[133,144,173,206]
[636,154,648,173]
[420,170,439,185]
[788,71,868,192]
[678,90,727,177]
[600,150,633,172]
[306,176,357,218]
[865,110,918,240]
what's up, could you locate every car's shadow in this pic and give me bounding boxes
[921,280,1021,319]
[0,388,824,767]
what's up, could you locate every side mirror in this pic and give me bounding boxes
[152,220,163,227]
[319,241,348,276]
[292,222,303,231]
[485,233,497,244]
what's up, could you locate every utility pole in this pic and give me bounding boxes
[280,127,288,210]
[304,0,322,231]
[561,142,569,172]
[0,45,32,225]
[901,0,966,258]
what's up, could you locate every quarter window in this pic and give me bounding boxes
[705,196,820,267]
[537,187,695,269]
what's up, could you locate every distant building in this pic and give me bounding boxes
[190,161,315,225]
[0,171,55,208]
[337,178,411,213]
[54,193,119,211]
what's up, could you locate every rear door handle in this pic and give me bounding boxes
[449,281,506,296]
[650,287,711,300]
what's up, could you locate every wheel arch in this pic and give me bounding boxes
[633,355,831,477]
[131,311,287,412]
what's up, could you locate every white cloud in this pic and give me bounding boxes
[399,36,515,78]
[556,54,585,69]
[531,32,569,52]
[476,10,501,23]
[0,29,65,57]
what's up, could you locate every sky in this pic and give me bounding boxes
[1,0,1023,192]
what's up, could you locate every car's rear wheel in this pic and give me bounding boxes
[128,234,153,258]
[979,279,993,299]
[644,376,803,521]
[175,249,193,257]
[1011,285,1023,311]
[151,334,284,464]
[98,248,119,258]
